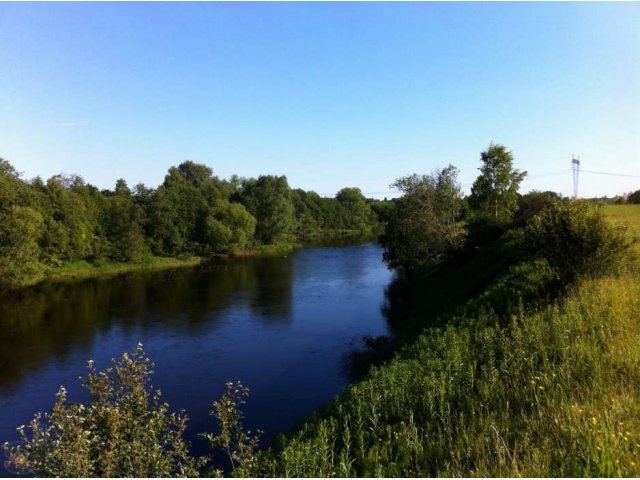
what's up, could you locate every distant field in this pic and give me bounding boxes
[605,204,640,253]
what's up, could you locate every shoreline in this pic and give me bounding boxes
[6,232,378,292]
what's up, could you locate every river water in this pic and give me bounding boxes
[0,242,392,473]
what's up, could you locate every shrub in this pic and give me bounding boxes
[2,346,265,478]
[200,382,264,477]
[2,345,202,477]
[527,200,633,283]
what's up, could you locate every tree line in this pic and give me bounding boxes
[0,158,388,289]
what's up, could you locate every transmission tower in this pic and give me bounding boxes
[572,155,580,199]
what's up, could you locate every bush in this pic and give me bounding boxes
[2,345,262,478]
[3,345,202,477]
[527,199,633,283]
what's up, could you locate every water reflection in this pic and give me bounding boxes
[0,256,294,392]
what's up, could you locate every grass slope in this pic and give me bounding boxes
[265,205,640,477]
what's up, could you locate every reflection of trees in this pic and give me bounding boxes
[246,257,293,323]
[0,257,294,391]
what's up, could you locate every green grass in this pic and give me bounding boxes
[43,256,204,284]
[605,204,640,248]
[233,242,302,257]
[263,207,640,477]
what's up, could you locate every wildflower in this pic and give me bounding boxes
[591,417,598,425]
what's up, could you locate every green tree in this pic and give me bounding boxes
[148,162,229,256]
[628,190,640,204]
[468,144,527,225]
[39,175,104,261]
[237,176,296,244]
[0,205,45,288]
[291,189,320,239]
[204,200,256,253]
[104,179,150,262]
[381,165,464,271]
[335,187,373,232]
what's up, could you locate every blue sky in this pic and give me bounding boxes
[0,2,638,198]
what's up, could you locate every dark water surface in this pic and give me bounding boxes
[0,243,392,473]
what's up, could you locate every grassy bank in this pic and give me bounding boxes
[233,242,302,257]
[265,204,640,477]
[42,255,204,284]
[19,240,308,289]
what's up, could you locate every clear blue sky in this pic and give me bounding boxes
[1,2,638,198]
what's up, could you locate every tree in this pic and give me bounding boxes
[205,200,256,253]
[0,205,45,288]
[335,187,373,232]
[237,176,296,244]
[39,176,104,261]
[468,144,527,225]
[104,179,150,262]
[628,190,640,204]
[381,165,464,271]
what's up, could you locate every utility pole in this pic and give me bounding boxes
[572,155,580,199]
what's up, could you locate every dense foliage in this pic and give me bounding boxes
[0,158,386,289]
[526,199,632,283]
[380,166,464,270]
[381,143,530,272]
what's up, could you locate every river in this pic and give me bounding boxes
[0,242,392,474]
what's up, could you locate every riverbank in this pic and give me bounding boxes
[10,235,365,291]
[264,204,640,477]
[232,242,302,257]
[41,255,205,285]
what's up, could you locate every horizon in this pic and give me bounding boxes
[1,2,638,198]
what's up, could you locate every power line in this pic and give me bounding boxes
[580,169,640,179]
